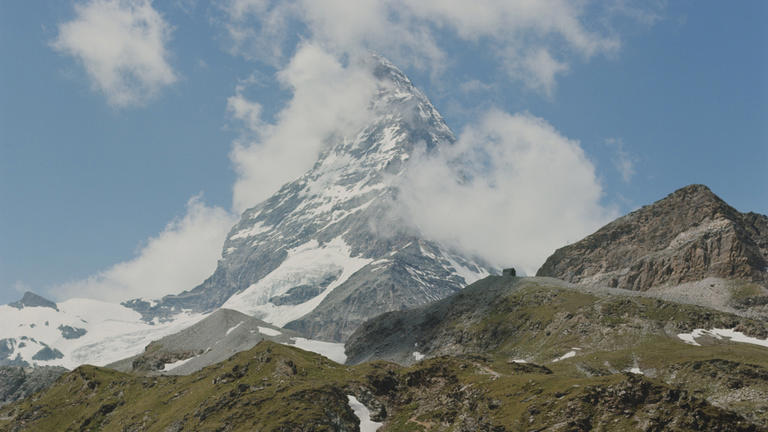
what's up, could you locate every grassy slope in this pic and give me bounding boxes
[3,280,768,431]
[2,341,764,431]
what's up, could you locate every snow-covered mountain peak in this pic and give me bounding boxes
[127,55,493,341]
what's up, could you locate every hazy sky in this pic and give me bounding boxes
[1,1,766,304]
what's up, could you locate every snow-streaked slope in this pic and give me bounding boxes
[0,300,205,369]
[222,237,372,327]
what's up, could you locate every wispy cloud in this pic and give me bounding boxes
[54,196,235,302]
[218,0,624,96]
[228,43,379,212]
[505,48,570,97]
[52,0,177,107]
[606,138,637,183]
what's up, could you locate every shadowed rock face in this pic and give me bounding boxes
[8,292,58,311]
[537,184,768,291]
[0,366,67,407]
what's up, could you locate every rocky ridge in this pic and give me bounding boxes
[536,184,768,294]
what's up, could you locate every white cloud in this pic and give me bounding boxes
[52,0,177,107]
[397,110,617,274]
[606,137,636,183]
[54,196,236,302]
[505,48,570,96]
[229,43,379,212]
[227,91,263,132]
[219,0,621,95]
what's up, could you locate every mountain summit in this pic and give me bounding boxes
[127,57,492,341]
[537,184,768,292]
[8,292,58,311]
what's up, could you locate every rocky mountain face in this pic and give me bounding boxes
[126,57,491,341]
[0,366,66,407]
[536,184,768,292]
[345,275,768,427]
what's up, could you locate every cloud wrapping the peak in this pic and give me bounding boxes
[53,0,177,107]
[229,43,379,212]
[398,110,617,274]
[55,197,235,302]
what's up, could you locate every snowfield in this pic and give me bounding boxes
[0,300,206,369]
[222,237,372,327]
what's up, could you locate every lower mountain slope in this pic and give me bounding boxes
[106,309,303,376]
[346,275,768,427]
[0,341,762,431]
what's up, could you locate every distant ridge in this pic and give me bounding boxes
[8,292,58,311]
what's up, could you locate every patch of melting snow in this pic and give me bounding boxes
[347,395,383,432]
[412,351,424,361]
[552,350,577,363]
[626,367,644,375]
[677,328,768,348]
[290,337,347,363]
[511,359,528,364]
[257,326,281,337]
[225,321,244,336]
[162,356,196,371]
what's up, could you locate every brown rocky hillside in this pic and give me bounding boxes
[537,184,768,292]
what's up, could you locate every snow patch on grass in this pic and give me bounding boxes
[552,350,577,362]
[347,395,382,432]
[677,328,768,348]
[162,356,196,371]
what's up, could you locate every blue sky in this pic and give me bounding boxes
[1,1,766,304]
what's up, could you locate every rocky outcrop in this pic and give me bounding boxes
[537,184,768,292]
[0,366,66,407]
[8,292,57,311]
